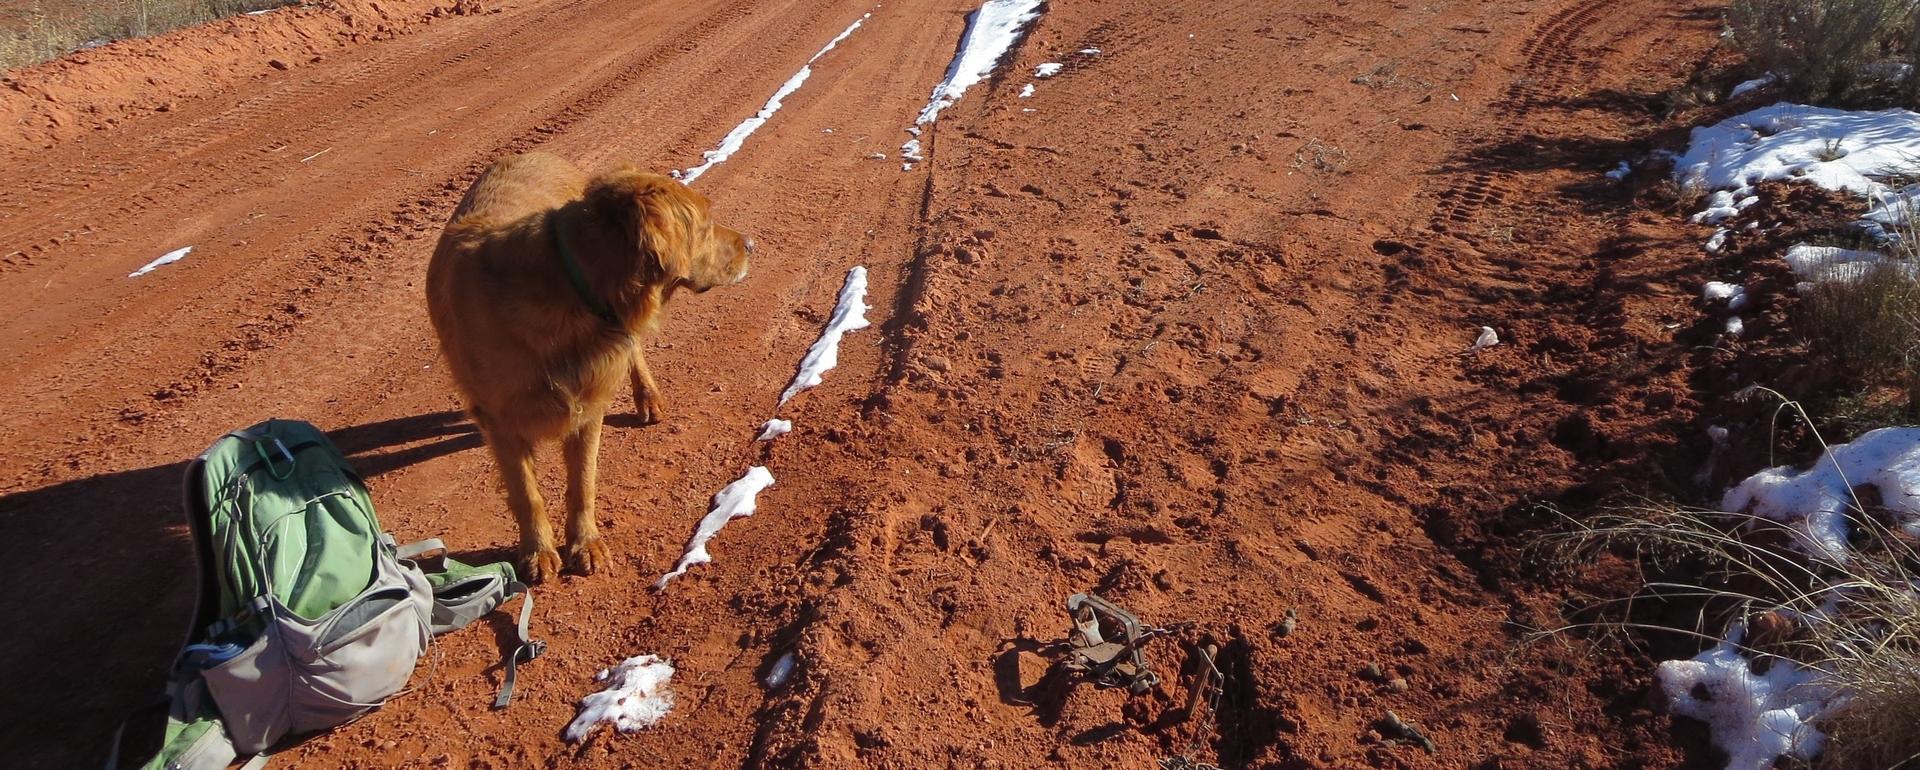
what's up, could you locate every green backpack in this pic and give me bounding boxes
[107,419,542,770]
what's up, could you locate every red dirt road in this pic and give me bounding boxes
[0,0,1729,767]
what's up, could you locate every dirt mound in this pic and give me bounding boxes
[0,0,486,152]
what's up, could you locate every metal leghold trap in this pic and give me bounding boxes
[1058,592,1181,694]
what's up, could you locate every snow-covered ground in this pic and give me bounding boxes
[679,13,871,183]
[1658,623,1832,770]
[902,0,1046,168]
[1673,103,1920,226]
[655,466,776,590]
[780,266,871,404]
[914,0,1046,124]
[564,655,677,741]
[1660,428,1920,768]
[1722,427,1920,562]
[757,418,792,441]
[129,246,192,278]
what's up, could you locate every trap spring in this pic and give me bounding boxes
[1059,592,1179,695]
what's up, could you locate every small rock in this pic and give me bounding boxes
[154,101,174,112]
[1360,662,1385,682]
[268,59,290,70]
[1387,677,1409,693]
[924,355,951,373]
[1271,608,1299,638]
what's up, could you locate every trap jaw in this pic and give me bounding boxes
[1062,592,1170,695]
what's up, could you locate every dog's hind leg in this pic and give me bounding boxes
[562,417,612,575]
[489,431,562,583]
[629,343,664,424]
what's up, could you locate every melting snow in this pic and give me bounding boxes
[1466,326,1498,352]
[1705,228,1730,254]
[913,0,1046,125]
[679,13,870,183]
[654,466,776,590]
[1673,104,1920,225]
[1034,62,1062,78]
[564,655,677,742]
[780,266,871,405]
[1702,280,1748,310]
[1781,244,1907,284]
[757,419,792,441]
[1658,625,1831,770]
[1606,161,1631,181]
[1721,427,1920,561]
[1724,316,1744,337]
[129,246,191,278]
[1019,83,1035,98]
[1078,47,1101,55]
[1728,74,1777,100]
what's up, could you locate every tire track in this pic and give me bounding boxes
[0,0,607,263]
[1424,0,1616,239]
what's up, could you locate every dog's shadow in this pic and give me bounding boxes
[0,409,495,767]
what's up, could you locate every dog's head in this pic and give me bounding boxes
[586,169,753,295]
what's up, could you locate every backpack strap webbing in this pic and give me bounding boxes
[494,583,544,710]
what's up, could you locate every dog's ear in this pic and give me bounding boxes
[585,171,694,285]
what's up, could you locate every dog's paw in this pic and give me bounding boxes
[634,392,665,425]
[565,536,612,575]
[520,545,564,584]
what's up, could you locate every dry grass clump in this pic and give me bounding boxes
[1544,490,1920,767]
[1802,260,1920,412]
[0,0,297,72]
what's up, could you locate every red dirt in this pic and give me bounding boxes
[0,0,1743,767]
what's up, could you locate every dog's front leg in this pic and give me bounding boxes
[490,432,562,583]
[562,417,612,575]
[629,343,665,424]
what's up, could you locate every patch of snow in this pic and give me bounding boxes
[1019,83,1035,98]
[654,466,776,590]
[1729,73,1776,100]
[1606,161,1631,181]
[1467,326,1498,352]
[780,266,871,404]
[1725,316,1744,337]
[1721,427,1920,561]
[564,655,677,742]
[914,0,1046,125]
[1673,104,1920,226]
[129,246,191,278]
[901,138,923,163]
[1782,244,1903,283]
[765,652,797,689]
[1703,280,1748,310]
[1705,228,1730,254]
[679,14,870,183]
[757,419,792,441]
[1079,47,1101,55]
[1657,624,1832,770]
[1034,62,1062,78]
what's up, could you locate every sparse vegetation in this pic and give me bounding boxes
[1549,496,1920,770]
[1289,137,1348,174]
[1726,0,1911,104]
[0,0,297,72]
[1802,260,1920,413]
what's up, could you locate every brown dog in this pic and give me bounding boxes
[426,152,751,581]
